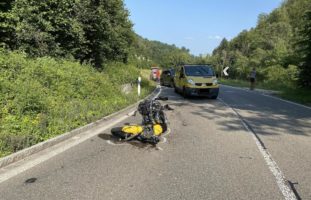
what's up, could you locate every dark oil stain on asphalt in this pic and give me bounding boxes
[25,178,37,184]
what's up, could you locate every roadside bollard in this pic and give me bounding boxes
[138,76,141,97]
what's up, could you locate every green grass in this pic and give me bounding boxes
[0,50,155,157]
[219,78,311,106]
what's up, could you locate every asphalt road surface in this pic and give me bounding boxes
[1,85,310,200]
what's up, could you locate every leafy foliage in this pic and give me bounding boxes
[130,34,195,69]
[210,0,311,88]
[0,0,16,49]
[297,9,311,87]
[0,0,195,157]
[0,49,154,157]
[1,0,133,68]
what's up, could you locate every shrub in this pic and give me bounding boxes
[260,64,299,87]
[0,49,154,157]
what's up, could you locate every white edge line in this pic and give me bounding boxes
[222,84,311,110]
[218,97,297,200]
[162,128,171,137]
[0,114,128,183]
[0,87,163,184]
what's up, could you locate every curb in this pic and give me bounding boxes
[0,86,160,169]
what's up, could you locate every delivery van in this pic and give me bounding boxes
[174,65,219,99]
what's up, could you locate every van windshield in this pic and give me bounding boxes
[184,65,214,76]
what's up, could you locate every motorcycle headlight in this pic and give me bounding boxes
[213,79,218,85]
[187,79,195,85]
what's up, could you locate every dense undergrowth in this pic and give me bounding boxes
[0,50,154,157]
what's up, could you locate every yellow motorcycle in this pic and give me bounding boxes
[111,96,173,144]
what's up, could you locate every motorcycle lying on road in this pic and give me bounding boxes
[111,96,173,144]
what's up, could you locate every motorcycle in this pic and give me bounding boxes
[111,96,173,144]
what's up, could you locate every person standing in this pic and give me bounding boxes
[156,69,161,83]
[249,68,256,90]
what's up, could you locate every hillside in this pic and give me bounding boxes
[211,0,311,89]
[131,34,195,68]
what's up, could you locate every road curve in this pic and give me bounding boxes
[0,86,310,200]
[219,85,311,200]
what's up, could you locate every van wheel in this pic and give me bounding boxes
[174,86,178,93]
[182,87,188,98]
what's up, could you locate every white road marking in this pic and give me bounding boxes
[106,140,127,146]
[218,97,297,200]
[160,137,167,144]
[127,110,136,116]
[156,147,163,151]
[154,85,162,98]
[0,87,163,184]
[159,128,171,144]
[0,114,129,184]
[261,93,311,110]
[222,85,311,110]
[162,128,171,137]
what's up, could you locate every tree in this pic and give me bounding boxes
[297,9,311,88]
[76,0,134,68]
[12,0,82,57]
[9,0,133,67]
[0,0,16,49]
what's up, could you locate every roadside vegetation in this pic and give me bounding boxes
[208,0,311,104]
[0,0,195,157]
[0,49,155,157]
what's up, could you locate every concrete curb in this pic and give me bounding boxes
[0,87,160,169]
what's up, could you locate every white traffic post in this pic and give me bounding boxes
[138,76,141,97]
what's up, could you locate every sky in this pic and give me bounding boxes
[124,0,282,55]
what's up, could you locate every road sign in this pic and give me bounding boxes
[223,67,229,76]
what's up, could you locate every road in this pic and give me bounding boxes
[0,85,310,200]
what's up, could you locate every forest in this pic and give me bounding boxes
[210,0,311,89]
[0,0,194,69]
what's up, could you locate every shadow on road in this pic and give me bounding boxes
[162,86,311,137]
[217,86,311,137]
[97,133,159,150]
